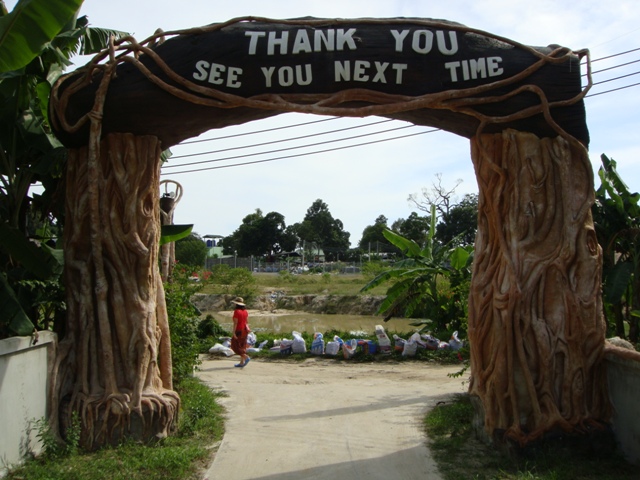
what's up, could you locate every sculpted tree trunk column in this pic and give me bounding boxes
[468,129,610,446]
[52,132,178,449]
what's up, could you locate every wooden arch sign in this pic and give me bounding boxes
[50,17,610,450]
[51,17,590,148]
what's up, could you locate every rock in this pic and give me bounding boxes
[191,293,384,316]
[606,336,636,350]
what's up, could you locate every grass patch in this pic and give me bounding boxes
[5,377,226,480]
[424,394,637,480]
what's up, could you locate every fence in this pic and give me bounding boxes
[205,256,364,274]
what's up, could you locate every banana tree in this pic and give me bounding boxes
[0,0,127,337]
[593,154,640,341]
[361,204,474,333]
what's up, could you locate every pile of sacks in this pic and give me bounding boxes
[208,332,268,356]
[263,326,464,359]
[209,326,465,358]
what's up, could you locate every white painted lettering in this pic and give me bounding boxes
[292,30,312,54]
[335,60,350,81]
[412,30,434,54]
[193,61,243,87]
[296,64,313,85]
[461,60,470,81]
[468,58,486,79]
[391,29,410,52]
[487,56,504,76]
[372,61,389,83]
[268,31,289,55]
[261,64,313,87]
[278,66,294,86]
[445,57,503,82]
[227,66,242,88]
[193,60,209,81]
[336,28,357,51]
[245,31,266,55]
[444,61,460,82]
[436,30,458,55]
[207,63,225,85]
[353,60,370,81]
[314,30,335,52]
[261,66,276,87]
[392,63,407,83]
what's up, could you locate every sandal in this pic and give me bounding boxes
[241,357,251,367]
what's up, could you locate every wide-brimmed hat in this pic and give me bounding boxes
[231,297,245,306]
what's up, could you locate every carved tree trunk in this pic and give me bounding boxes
[468,130,610,446]
[51,133,178,449]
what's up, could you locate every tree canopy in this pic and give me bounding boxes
[435,193,478,247]
[175,233,208,268]
[220,208,297,258]
[294,199,350,261]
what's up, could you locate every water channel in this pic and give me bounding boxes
[208,311,418,337]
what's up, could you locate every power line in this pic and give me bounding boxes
[162,128,441,175]
[589,58,640,76]
[589,46,640,63]
[587,80,640,97]
[592,69,640,86]
[178,115,339,145]
[170,118,395,159]
[164,123,418,168]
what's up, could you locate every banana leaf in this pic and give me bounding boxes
[0,0,84,72]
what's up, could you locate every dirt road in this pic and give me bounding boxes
[197,356,468,480]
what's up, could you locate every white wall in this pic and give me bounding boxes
[0,331,56,477]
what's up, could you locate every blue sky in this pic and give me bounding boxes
[13,0,640,245]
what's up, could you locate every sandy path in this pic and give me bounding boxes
[198,356,468,480]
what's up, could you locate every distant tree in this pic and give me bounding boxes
[295,199,350,261]
[221,209,297,258]
[175,233,208,267]
[392,212,430,246]
[408,173,463,219]
[436,193,478,247]
[359,215,395,254]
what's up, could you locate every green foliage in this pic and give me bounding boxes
[0,0,84,72]
[32,411,80,459]
[160,224,193,246]
[361,260,390,279]
[220,208,297,257]
[593,154,640,340]
[361,206,473,334]
[435,193,478,247]
[208,264,257,300]
[293,199,351,261]
[196,314,230,353]
[174,233,208,268]
[391,211,430,246]
[175,376,225,438]
[0,1,128,339]
[164,269,205,381]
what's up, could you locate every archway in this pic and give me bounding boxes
[50,17,606,448]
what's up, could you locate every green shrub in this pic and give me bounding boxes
[164,269,204,381]
[196,315,230,353]
[208,265,257,300]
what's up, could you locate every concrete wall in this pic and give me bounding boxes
[0,331,56,477]
[606,353,640,465]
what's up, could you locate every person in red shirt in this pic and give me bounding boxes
[230,297,251,367]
